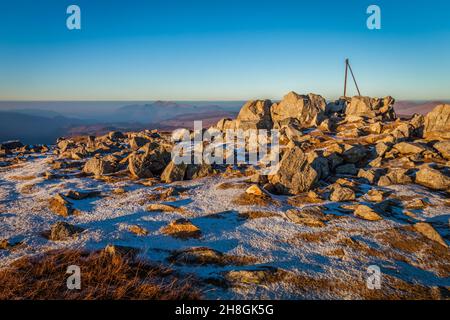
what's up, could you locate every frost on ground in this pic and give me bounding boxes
[0,152,449,300]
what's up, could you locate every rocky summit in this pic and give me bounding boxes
[0,92,449,300]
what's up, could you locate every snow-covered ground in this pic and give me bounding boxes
[0,153,449,299]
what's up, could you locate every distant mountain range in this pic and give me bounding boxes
[0,101,240,144]
[394,100,449,116]
[1,99,447,145]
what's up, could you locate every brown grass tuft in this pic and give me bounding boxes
[0,249,201,300]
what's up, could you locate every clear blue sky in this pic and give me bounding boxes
[0,0,449,101]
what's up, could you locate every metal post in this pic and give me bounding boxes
[344,59,348,97]
[347,61,361,96]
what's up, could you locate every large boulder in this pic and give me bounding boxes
[423,104,450,139]
[161,161,214,183]
[236,99,273,130]
[393,142,426,155]
[344,96,396,121]
[271,92,326,128]
[413,222,448,248]
[433,141,450,159]
[378,168,413,186]
[268,146,319,195]
[128,147,171,178]
[415,165,450,191]
[49,222,84,241]
[215,118,238,131]
[160,161,187,183]
[83,156,117,176]
[342,145,368,164]
[129,136,151,150]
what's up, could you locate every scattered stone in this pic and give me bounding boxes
[108,131,125,141]
[128,225,148,236]
[286,207,327,227]
[354,205,383,221]
[245,184,265,197]
[357,168,385,184]
[271,91,326,128]
[342,145,367,163]
[393,142,426,155]
[239,211,278,219]
[49,222,84,241]
[329,184,355,202]
[344,96,396,121]
[287,191,324,206]
[415,165,450,190]
[433,141,450,159]
[335,163,357,175]
[161,218,201,239]
[160,161,187,183]
[169,247,256,266]
[365,189,387,202]
[103,244,139,259]
[405,199,429,210]
[65,190,101,200]
[413,222,448,248]
[0,239,9,250]
[236,99,273,129]
[147,203,182,213]
[378,168,413,186]
[233,191,273,206]
[224,266,286,286]
[130,136,150,150]
[423,104,450,139]
[48,194,75,217]
[375,142,390,157]
[268,146,319,195]
[83,156,117,176]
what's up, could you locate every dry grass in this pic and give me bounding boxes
[232,192,274,206]
[7,175,36,181]
[239,211,278,219]
[0,249,201,300]
[216,181,250,190]
[286,272,448,300]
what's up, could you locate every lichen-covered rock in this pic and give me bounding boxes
[378,168,413,186]
[161,218,201,239]
[271,91,326,128]
[433,141,450,159]
[413,222,448,248]
[393,142,426,155]
[48,194,75,217]
[357,168,386,184]
[236,99,273,130]
[160,161,187,183]
[423,104,450,139]
[344,96,396,121]
[83,156,117,176]
[128,147,170,178]
[49,222,84,241]
[415,164,450,190]
[353,205,383,221]
[329,184,355,202]
[342,145,367,164]
[268,146,319,195]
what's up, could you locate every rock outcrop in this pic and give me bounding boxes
[344,96,396,121]
[268,146,319,195]
[423,104,450,139]
[271,92,326,128]
[236,99,273,130]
